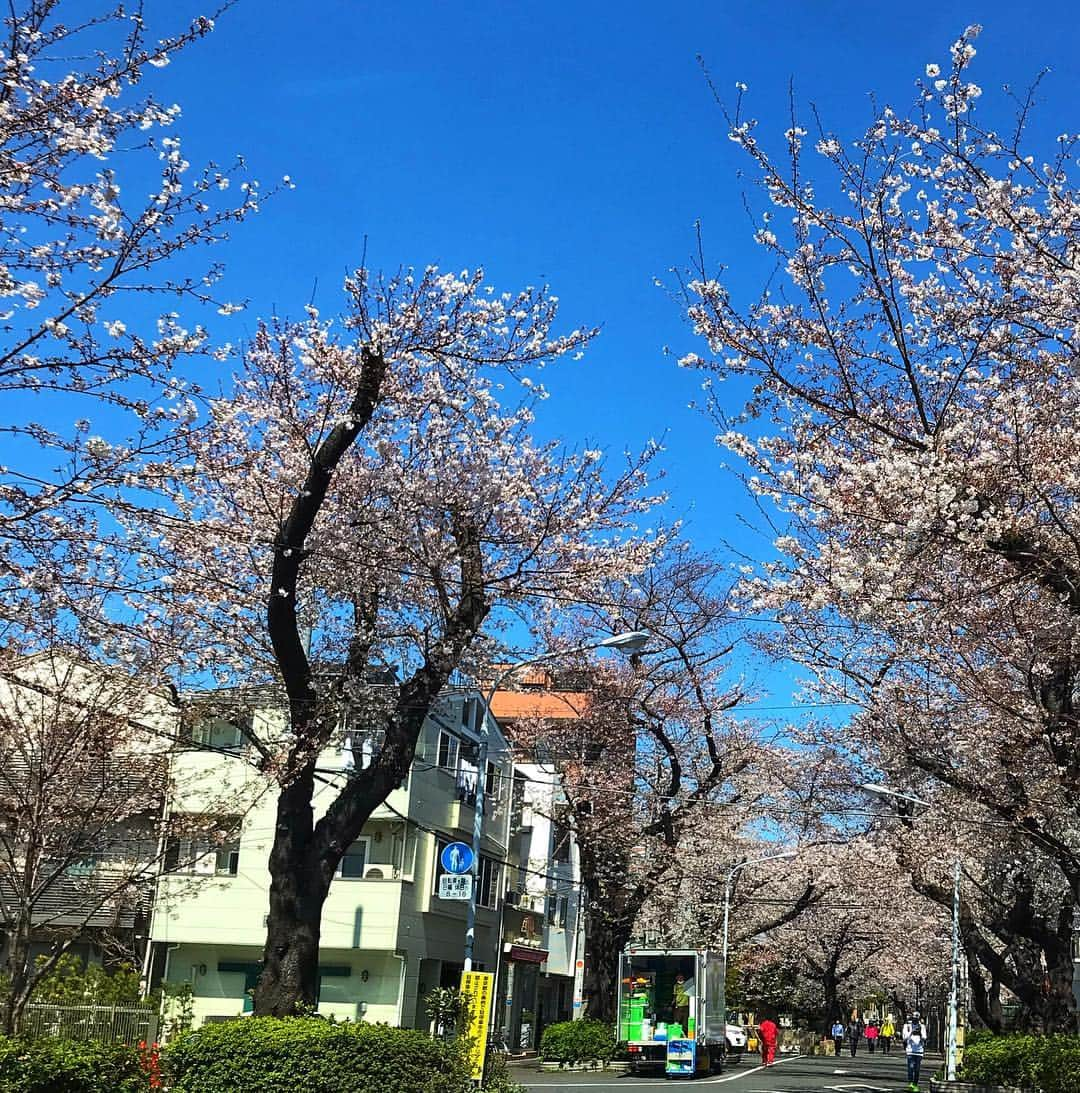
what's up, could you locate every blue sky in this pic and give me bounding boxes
[149,0,1079,558]
[130,1,1079,704]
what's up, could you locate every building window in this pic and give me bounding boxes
[457,756,479,806]
[215,837,240,876]
[552,817,572,863]
[548,894,568,929]
[167,816,242,876]
[192,719,245,752]
[65,855,99,878]
[461,697,479,732]
[485,761,499,800]
[438,731,460,771]
[338,837,371,879]
[478,855,500,909]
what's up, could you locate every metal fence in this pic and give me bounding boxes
[22,1002,158,1045]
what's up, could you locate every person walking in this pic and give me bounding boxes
[880,1016,895,1055]
[830,1018,845,1057]
[865,1019,879,1053]
[847,1016,862,1057]
[902,1011,926,1091]
[758,1013,778,1067]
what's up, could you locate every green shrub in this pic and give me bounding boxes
[960,1033,1080,1093]
[163,1017,474,1093]
[32,955,142,1006]
[0,1035,147,1093]
[539,1019,615,1066]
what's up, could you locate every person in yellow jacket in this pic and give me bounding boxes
[880,1016,896,1055]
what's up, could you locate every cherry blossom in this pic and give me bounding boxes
[683,26,1080,1029]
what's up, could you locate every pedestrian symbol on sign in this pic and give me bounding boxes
[440,841,474,875]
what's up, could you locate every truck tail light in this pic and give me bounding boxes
[629,1045,640,1053]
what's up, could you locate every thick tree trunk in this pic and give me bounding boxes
[821,971,840,1030]
[253,773,331,1016]
[583,904,635,1025]
[1037,947,1079,1033]
[966,947,1004,1033]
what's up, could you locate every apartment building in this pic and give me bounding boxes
[497,761,584,1050]
[0,651,177,978]
[147,686,513,1028]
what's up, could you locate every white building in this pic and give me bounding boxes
[496,761,584,1050]
[147,687,513,1028]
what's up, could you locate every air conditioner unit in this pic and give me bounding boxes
[363,865,386,880]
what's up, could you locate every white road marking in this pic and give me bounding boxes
[531,1056,797,1086]
[826,1084,892,1091]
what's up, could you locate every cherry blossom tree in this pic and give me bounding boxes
[0,0,264,644]
[728,839,947,1031]
[682,26,1080,1029]
[508,550,803,1021]
[139,265,665,1017]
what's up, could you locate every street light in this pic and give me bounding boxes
[717,850,797,1036]
[859,782,962,1081]
[462,630,648,972]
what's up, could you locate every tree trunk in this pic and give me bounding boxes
[821,970,840,1031]
[1038,947,1080,1033]
[1,916,33,1035]
[253,772,331,1016]
[583,904,634,1025]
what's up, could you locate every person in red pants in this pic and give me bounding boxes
[758,1013,779,1067]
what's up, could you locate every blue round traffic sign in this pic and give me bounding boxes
[441,842,474,875]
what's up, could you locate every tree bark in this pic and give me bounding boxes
[582,893,635,1025]
[252,341,488,1016]
[252,771,330,1016]
[1,915,32,1035]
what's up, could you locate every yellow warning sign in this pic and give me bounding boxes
[459,970,495,1082]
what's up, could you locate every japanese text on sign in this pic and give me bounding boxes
[460,970,494,1082]
[438,873,473,900]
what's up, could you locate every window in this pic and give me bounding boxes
[167,816,242,876]
[432,837,452,895]
[478,855,500,909]
[215,837,240,876]
[65,855,99,878]
[485,761,499,800]
[457,756,479,806]
[343,730,377,770]
[461,697,478,732]
[338,837,371,879]
[438,731,460,771]
[552,817,572,863]
[548,894,568,929]
[192,718,245,752]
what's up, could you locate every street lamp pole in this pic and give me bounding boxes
[462,630,649,972]
[860,783,961,1080]
[718,851,797,1037]
[948,856,961,1081]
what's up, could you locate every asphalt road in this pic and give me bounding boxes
[516,1051,937,1093]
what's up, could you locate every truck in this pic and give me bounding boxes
[616,947,748,1077]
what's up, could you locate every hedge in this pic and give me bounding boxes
[539,1019,616,1066]
[164,1017,475,1093]
[959,1033,1080,1093]
[0,1036,148,1093]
